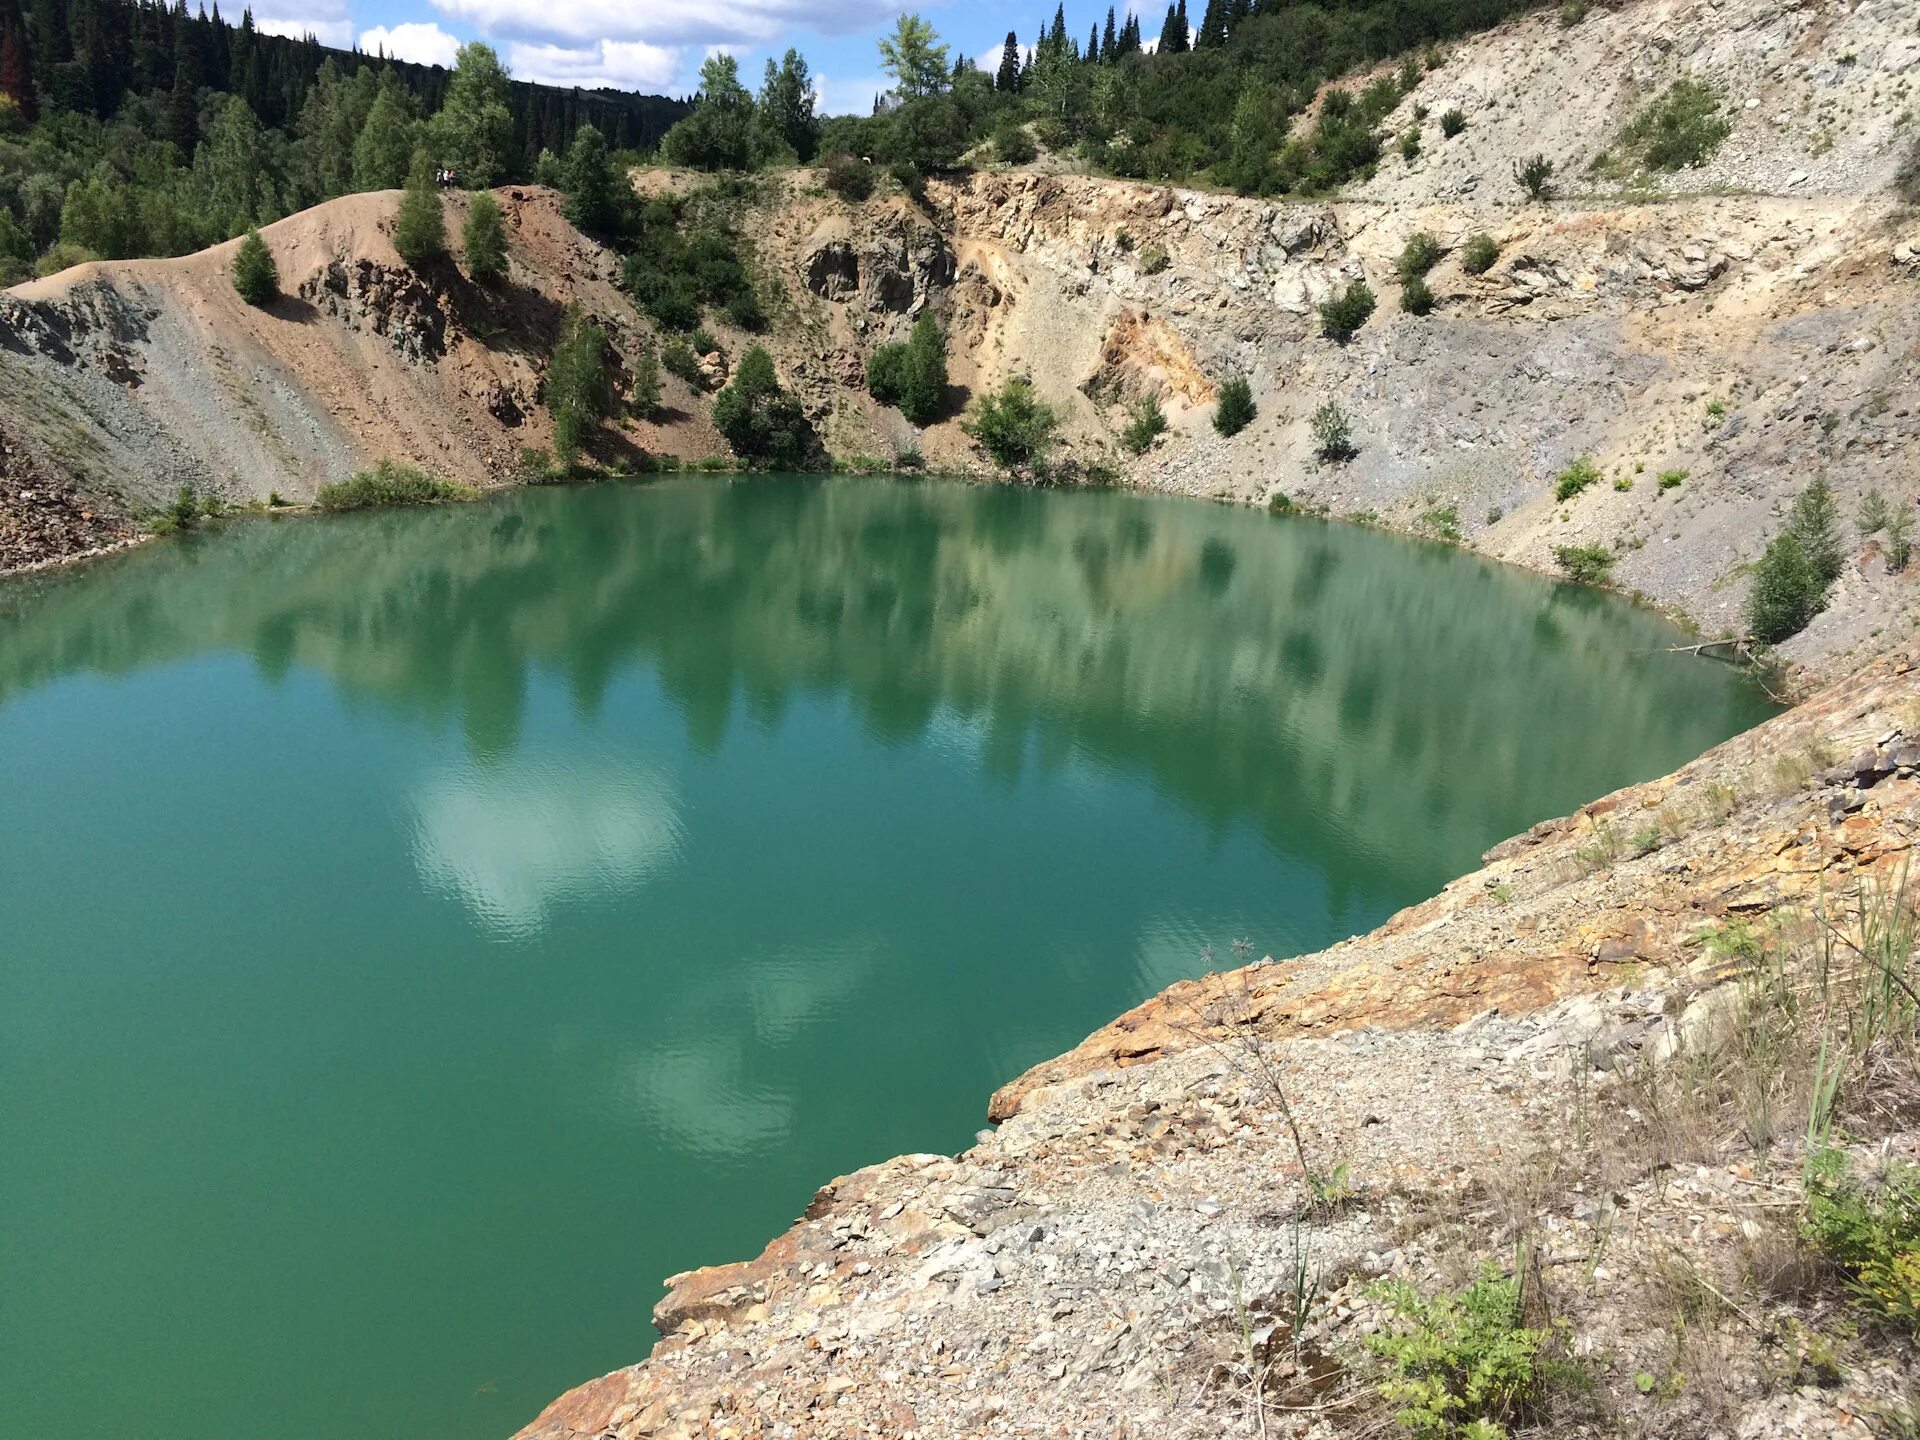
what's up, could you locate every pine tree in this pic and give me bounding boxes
[231,224,278,304]
[1086,23,1098,63]
[560,121,621,234]
[1171,0,1191,52]
[392,150,445,267]
[1786,475,1844,588]
[461,188,506,283]
[353,68,417,190]
[1196,0,1227,48]
[543,303,612,470]
[428,41,513,186]
[1101,7,1116,59]
[995,30,1020,92]
[1119,14,1141,54]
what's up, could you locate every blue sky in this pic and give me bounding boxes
[246,0,1146,114]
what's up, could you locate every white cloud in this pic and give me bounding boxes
[508,39,685,90]
[430,0,912,48]
[359,21,464,67]
[256,14,356,47]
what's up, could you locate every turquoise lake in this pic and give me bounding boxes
[0,476,1777,1438]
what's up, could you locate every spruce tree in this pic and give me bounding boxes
[353,69,417,190]
[560,122,621,234]
[428,41,514,186]
[1196,0,1227,48]
[544,303,612,470]
[995,30,1021,92]
[392,151,445,267]
[1746,532,1824,644]
[1786,474,1843,587]
[1101,7,1116,59]
[231,225,278,305]
[461,189,507,283]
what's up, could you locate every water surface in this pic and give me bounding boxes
[0,477,1775,1438]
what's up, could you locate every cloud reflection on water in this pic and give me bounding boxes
[410,753,684,938]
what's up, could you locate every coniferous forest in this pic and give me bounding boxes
[0,0,686,282]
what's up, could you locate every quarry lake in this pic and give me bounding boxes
[0,476,1776,1440]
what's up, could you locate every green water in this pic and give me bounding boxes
[0,476,1773,1438]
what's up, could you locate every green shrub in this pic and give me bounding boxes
[1558,0,1589,25]
[1399,127,1421,162]
[993,122,1037,165]
[1552,455,1601,502]
[725,289,767,331]
[1804,1149,1920,1331]
[1788,475,1844,587]
[1121,393,1169,454]
[1858,488,1892,537]
[1620,79,1731,172]
[1440,107,1467,139]
[315,460,476,511]
[823,151,875,201]
[1514,154,1555,201]
[711,345,815,467]
[1398,232,1444,280]
[964,377,1058,470]
[662,340,704,386]
[1319,279,1377,342]
[461,190,507,284]
[1461,233,1500,275]
[691,327,719,357]
[630,343,662,419]
[1555,542,1615,584]
[1421,503,1462,542]
[1401,274,1435,315]
[1746,531,1825,644]
[1366,1265,1548,1440]
[1658,467,1687,491]
[543,304,615,470]
[1888,507,1914,572]
[1139,243,1170,275]
[231,227,279,306]
[393,153,446,268]
[1311,400,1356,463]
[865,312,948,425]
[1213,375,1257,436]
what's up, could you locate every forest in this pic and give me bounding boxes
[0,0,686,281]
[0,0,1548,285]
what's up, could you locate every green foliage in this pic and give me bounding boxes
[1420,503,1462,542]
[1858,488,1893,537]
[1514,153,1555,201]
[662,340,703,385]
[1804,1149,1920,1331]
[878,14,951,101]
[630,343,662,419]
[1311,400,1356,462]
[1121,393,1168,454]
[822,152,876,200]
[1619,79,1730,172]
[1213,374,1256,436]
[314,460,476,511]
[1397,231,1443,279]
[993,122,1037,165]
[1461,233,1499,275]
[964,377,1058,471]
[392,152,446,268]
[1658,467,1687,491]
[461,190,508,283]
[231,226,279,306]
[757,50,821,164]
[1554,543,1615,585]
[1887,506,1915,572]
[560,123,624,234]
[1366,1265,1547,1439]
[150,483,216,534]
[543,304,615,470]
[1401,273,1434,315]
[1399,126,1420,162]
[1139,243,1170,274]
[661,54,758,171]
[1745,532,1825,644]
[865,312,948,425]
[1319,279,1376,342]
[1788,475,1845,587]
[427,43,515,187]
[711,345,815,466]
[1552,456,1600,502]
[1440,107,1467,138]
[619,192,760,332]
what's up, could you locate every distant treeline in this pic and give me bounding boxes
[0,0,687,280]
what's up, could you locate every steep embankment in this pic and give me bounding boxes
[0,187,725,525]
